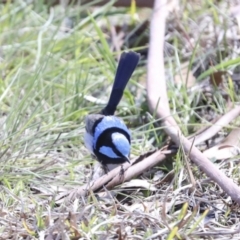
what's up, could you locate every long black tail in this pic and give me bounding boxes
[101,51,140,115]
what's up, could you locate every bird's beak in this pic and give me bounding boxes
[124,156,131,163]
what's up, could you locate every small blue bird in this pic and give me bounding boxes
[84,51,140,168]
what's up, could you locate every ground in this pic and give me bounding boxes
[0,0,240,239]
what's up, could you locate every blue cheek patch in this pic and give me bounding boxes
[112,133,130,157]
[99,146,119,158]
[93,116,130,149]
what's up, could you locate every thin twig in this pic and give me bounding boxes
[188,105,240,145]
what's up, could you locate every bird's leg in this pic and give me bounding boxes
[102,164,110,174]
[118,165,125,182]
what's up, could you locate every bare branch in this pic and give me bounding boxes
[189,105,240,145]
[57,150,169,202]
[147,0,240,204]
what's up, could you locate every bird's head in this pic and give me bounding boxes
[94,129,131,164]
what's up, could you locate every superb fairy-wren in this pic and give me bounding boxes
[84,51,140,170]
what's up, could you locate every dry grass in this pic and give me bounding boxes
[1,0,240,239]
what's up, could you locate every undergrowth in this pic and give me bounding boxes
[0,0,240,239]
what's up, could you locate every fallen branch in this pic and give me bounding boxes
[57,149,169,202]
[147,0,240,203]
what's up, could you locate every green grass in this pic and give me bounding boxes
[1,0,240,239]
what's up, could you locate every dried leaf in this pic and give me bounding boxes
[209,70,228,87]
[120,179,157,191]
[123,201,163,213]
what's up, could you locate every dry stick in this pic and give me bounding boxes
[147,0,240,204]
[147,0,170,117]
[186,98,235,139]
[105,150,168,189]
[188,105,240,145]
[58,150,168,201]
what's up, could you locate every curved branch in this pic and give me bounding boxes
[189,105,240,145]
[147,0,240,204]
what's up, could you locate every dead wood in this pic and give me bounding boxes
[147,0,240,204]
